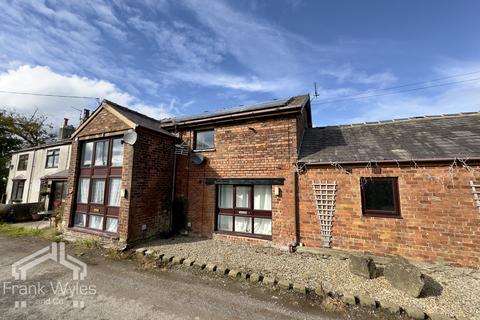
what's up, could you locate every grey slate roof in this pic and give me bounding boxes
[103,100,176,138]
[298,112,480,164]
[160,95,309,127]
[13,139,71,154]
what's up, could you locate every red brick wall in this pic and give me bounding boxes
[77,108,130,137]
[127,128,175,241]
[174,114,307,247]
[298,164,480,267]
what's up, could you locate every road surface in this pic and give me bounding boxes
[0,236,392,320]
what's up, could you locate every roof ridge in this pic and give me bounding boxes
[313,110,480,129]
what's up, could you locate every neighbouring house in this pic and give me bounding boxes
[296,114,480,267]
[4,118,74,213]
[9,94,476,268]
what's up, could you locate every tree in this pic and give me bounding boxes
[0,109,54,201]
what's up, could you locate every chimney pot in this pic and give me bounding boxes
[83,109,90,121]
[63,118,69,127]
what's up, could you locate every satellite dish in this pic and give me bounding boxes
[191,153,205,164]
[122,129,137,145]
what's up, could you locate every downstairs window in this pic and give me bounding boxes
[216,184,272,237]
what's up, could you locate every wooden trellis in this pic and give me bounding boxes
[312,180,337,248]
[470,181,480,209]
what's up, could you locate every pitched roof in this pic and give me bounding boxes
[298,112,480,164]
[72,100,176,138]
[160,94,310,128]
[13,139,71,154]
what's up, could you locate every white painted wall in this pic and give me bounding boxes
[5,142,71,204]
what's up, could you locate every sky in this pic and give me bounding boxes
[0,0,479,128]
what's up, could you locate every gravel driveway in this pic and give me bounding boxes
[142,237,480,320]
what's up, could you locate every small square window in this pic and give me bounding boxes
[194,129,214,151]
[360,177,400,217]
[74,213,86,227]
[17,154,29,171]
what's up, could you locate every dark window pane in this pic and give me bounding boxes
[195,130,214,150]
[11,180,25,202]
[46,149,60,168]
[18,154,29,171]
[362,179,396,212]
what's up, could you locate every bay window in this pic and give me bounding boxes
[216,184,272,237]
[74,137,123,234]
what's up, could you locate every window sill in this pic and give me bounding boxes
[214,230,272,241]
[69,226,119,239]
[193,148,216,153]
[362,214,402,219]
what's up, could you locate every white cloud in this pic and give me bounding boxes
[318,80,480,125]
[0,65,171,128]
[170,71,297,93]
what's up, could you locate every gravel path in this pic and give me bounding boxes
[142,237,479,320]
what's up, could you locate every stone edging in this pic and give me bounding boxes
[135,248,460,320]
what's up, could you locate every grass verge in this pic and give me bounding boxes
[0,223,62,241]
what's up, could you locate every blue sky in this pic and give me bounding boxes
[0,0,479,127]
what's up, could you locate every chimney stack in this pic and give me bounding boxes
[57,117,75,141]
[83,109,90,121]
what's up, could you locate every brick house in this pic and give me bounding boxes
[60,95,480,267]
[62,100,176,244]
[297,113,480,267]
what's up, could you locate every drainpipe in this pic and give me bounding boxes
[25,149,37,203]
[169,147,176,235]
[291,171,300,252]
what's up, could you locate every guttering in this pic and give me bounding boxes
[299,157,480,166]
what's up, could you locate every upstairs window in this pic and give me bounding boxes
[17,154,29,171]
[194,129,214,151]
[111,138,123,166]
[45,149,60,168]
[94,140,109,166]
[360,177,400,217]
[81,142,94,167]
